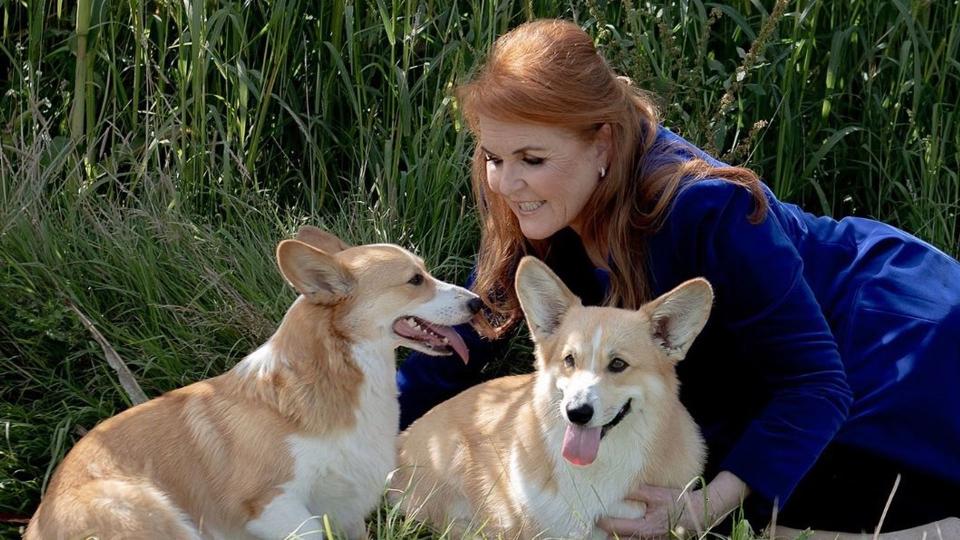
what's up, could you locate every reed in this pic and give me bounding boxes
[1,1,956,537]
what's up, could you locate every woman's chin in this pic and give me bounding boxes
[512,205,565,240]
[518,221,561,240]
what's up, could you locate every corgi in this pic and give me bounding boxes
[25,226,482,540]
[391,256,711,539]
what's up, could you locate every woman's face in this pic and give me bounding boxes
[478,116,610,240]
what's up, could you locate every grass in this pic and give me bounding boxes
[0,0,957,538]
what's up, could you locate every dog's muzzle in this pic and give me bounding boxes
[600,398,632,439]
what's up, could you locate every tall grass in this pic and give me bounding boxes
[0,0,957,538]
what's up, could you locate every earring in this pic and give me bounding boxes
[599,166,606,179]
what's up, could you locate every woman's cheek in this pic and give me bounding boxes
[485,165,500,193]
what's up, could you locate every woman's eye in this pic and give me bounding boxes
[523,156,544,165]
[608,358,628,373]
[484,154,502,165]
[408,274,424,286]
[563,354,575,368]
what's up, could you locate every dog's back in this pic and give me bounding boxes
[25,381,252,539]
[393,373,544,536]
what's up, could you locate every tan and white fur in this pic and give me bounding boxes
[391,256,711,539]
[25,226,481,540]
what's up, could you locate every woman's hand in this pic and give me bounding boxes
[596,472,750,539]
[596,484,705,539]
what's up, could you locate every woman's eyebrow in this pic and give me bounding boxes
[481,145,546,156]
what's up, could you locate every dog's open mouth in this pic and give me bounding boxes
[393,316,469,363]
[600,399,632,439]
[561,399,632,467]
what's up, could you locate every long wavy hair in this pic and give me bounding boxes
[457,19,767,339]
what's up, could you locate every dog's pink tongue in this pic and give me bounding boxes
[562,425,602,466]
[429,324,469,364]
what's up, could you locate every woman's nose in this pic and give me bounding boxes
[490,163,524,196]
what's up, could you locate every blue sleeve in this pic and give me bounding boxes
[397,321,496,429]
[668,180,853,508]
[397,270,503,429]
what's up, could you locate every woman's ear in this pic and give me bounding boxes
[595,123,612,171]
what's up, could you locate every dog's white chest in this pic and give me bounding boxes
[288,421,396,511]
[246,345,398,538]
[510,429,646,539]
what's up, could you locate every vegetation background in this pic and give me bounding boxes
[1,0,957,537]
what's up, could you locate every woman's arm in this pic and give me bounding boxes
[397,320,496,429]
[601,178,853,535]
[597,471,750,537]
[665,179,853,510]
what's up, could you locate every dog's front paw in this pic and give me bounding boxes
[342,520,368,540]
[589,500,646,539]
[605,499,646,521]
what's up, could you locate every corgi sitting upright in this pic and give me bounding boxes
[25,226,482,540]
[391,256,711,539]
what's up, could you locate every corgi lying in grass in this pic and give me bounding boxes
[26,227,481,540]
[392,256,710,539]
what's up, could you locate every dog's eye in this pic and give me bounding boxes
[408,273,424,286]
[608,358,628,373]
[563,354,575,369]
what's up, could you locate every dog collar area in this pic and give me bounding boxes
[600,398,632,439]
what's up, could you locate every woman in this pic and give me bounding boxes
[397,19,960,538]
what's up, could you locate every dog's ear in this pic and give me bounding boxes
[515,256,581,341]
[276,239,355,304]
[642,278,713,361]
[295,226,351,254]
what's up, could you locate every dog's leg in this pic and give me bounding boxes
[245,494,324,539]
[340,517,369,540]
[604,499,646,520]
[324,504,371,540]
[590,499,646,540]
[306,488,375,540]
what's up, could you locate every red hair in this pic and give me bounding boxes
[457,19,767,338]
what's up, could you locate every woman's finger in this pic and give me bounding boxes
[596,516,639,535]
[624,483,672,503]
[596,516,657,537]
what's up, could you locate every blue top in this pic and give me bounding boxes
[398,127,960,510]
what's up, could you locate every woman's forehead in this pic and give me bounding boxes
[478,116,582,152]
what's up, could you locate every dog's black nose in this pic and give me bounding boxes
[565,403,594,425]
[466,297,484,314]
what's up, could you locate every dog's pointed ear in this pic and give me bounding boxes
[642,278,713,362]
[276,239,355,304]
[295,226,351,254]
[515,256,581,341]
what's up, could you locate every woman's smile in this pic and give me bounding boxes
[516,200,545,213]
